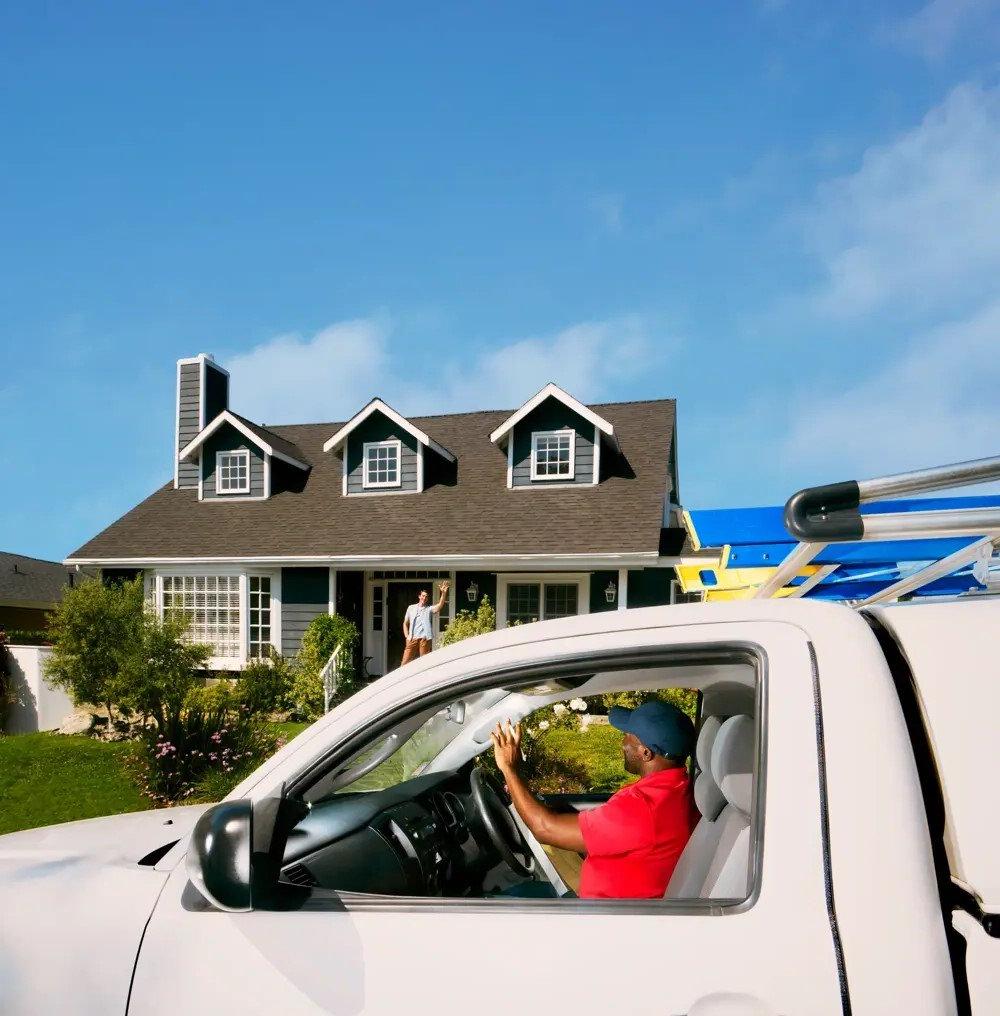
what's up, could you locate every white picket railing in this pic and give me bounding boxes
[320,640,347,713]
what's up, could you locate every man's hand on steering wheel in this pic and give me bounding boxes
[491,720,522,777]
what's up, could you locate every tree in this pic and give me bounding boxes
[44,577,144,722]
[118,612,211,729]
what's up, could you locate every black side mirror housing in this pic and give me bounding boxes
[186,800,253,912]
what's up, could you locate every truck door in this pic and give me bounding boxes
[128,621,849,1015]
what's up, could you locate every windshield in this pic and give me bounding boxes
[334,688,508,793]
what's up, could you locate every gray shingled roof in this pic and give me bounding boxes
[0,552,75,606]
[68,400,676,561]
[228,412,310,467]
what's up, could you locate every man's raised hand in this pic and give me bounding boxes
[490,719,521,775]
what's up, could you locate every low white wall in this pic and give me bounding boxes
[3,645,75,734]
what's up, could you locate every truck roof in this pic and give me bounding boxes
[872,598,1000,913]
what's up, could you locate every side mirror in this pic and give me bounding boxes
[186,800,253,912]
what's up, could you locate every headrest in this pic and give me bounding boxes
[710,715,754,816]
[696,716,722,772]
[693,717,725,820]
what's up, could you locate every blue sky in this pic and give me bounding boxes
[3,1,1000,560]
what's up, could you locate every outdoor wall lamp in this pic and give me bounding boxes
[605,580,617,604]
[466,581,479,603]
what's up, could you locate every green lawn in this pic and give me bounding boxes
[0,719,624,836]
[529,723,631,794]
[0,733,153,835]
[0,721,314,836]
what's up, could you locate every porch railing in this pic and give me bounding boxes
[320,640,348,713]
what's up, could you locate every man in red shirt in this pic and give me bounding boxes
[491,700,695,899]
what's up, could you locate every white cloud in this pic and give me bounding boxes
[780,298,1000,482]
[226,317,393,425]
[803,82,1000,319]
[884,0,998,62]
[226,314,671,425]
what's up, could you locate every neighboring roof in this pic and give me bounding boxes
[322,398,456,463]
[178,410,310,471]
[489,383,616,447]
[0,552,74,608]
[67,400,677,562]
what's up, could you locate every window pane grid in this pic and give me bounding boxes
[372,586,384,632]
[248,575,271,658]
[507,583,540,625]
[364,442,400,487]
[162,575,242,658]
[544,583,578,618]
[218,450,250,493]
[532,431,573,478]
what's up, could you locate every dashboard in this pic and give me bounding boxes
[280,769,497,897]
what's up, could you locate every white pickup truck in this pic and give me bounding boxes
[0,596,996,1015]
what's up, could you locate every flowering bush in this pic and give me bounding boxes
[136,702,276,803]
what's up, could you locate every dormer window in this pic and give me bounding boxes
[324,398,455,496]
[489,383,619,489]
[217,450,250,494]
[531,429,575,481]
[364,440,402,489]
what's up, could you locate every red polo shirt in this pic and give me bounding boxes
[577,767,694,899]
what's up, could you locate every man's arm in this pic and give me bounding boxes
[402,609,411,640]
[491,721,586,853]
[431,580,450,614]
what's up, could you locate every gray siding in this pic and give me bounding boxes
[281,602,327,656]
[201,423,266,499]
[345,413,419,494]
[281,567,329,656]
[177,362,201,489]
[511,398,595,487]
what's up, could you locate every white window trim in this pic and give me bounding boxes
[363,439,403,490]
[496,572,590,627]
[216,449,251,495]
[530,429,576,482]
[153,566,281,670]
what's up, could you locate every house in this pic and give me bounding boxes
[0,552,82,633]
[65,353,691,675]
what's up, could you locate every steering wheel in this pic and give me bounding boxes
[469,768,533,878]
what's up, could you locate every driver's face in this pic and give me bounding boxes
[622,731,643,775]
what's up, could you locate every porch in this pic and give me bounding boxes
[138,564,679,674]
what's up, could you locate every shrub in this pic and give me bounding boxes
[291,614,360,720]
[184,680,238,713]
[440,595,496,647]
[0,630,19,731]
[117,611,211,729]
[3,629,53,646]
[235,651,295,716]
[598,687,698,722]
[44,577,144,722]
[136,702,276,802]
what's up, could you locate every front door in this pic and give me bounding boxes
[386,581,432,669]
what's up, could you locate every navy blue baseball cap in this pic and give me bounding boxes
[609,700,695,758]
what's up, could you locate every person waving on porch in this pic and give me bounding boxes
[401,581,450,666]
